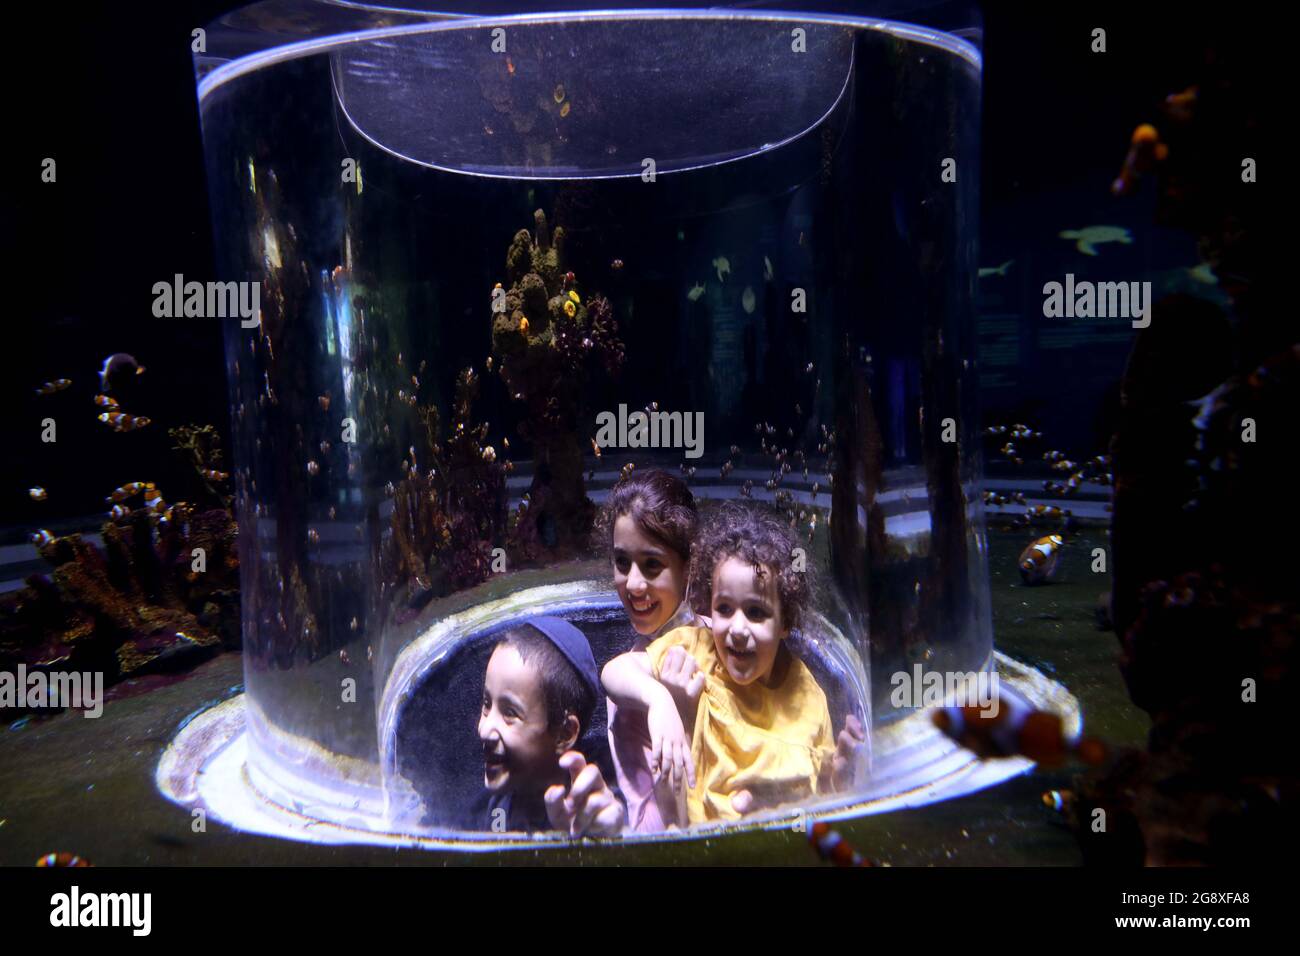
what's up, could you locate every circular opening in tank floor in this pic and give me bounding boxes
[381,590,869,837]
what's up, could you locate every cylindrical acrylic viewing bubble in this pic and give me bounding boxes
[164,1,1059,849]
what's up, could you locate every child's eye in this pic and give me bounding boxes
[643,560,662,575]
[715,602,732,616]
[613,556,631,573]
[746,606,769,622]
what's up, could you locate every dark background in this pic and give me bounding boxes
[0,1,1261,530]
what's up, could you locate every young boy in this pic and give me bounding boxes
[476,615,626,836]
[602,503,866,825]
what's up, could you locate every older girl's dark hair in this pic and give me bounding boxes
[592,468,698,564]
[689,501,811,632]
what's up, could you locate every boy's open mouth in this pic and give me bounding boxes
[483,749,507,782]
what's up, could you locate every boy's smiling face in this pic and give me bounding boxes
[612,515,687,636]
[479,644,560,794]
[709,556,787,686]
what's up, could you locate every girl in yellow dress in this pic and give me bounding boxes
[602,501,865,824]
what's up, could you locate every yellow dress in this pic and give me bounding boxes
[646,625,836,823]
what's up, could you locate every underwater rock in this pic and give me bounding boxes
[0,504,238,713]
[1077,47,1292,864]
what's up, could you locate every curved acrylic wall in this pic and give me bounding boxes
[191,3,990,840]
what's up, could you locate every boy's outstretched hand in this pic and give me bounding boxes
[832,713,867,791]
[545,751,626,838]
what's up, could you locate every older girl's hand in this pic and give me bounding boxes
[647,689,696,795]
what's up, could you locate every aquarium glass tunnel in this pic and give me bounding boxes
[158,0,1080,848]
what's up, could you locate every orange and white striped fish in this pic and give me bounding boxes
[143,483,166,514]
[36,852,92,867]
[1026,504,1070,524]
[98,412,151,432]
[933,699,1106,769]
[106,482,148,503]
[1019,533,1064,584]
[808,821,879,867]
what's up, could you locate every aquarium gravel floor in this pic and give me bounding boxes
[0,529,1147,866]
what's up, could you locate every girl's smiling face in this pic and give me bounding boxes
[709,556,786,686]
[612,515,687,636]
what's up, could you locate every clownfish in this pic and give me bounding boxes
[35,379,72,396]
[933,699,1106,769]
[31,529,54,547]
[106,482,148,503]
[93,393,120,411]
[109,504,131,520]
[143,483,166,514]
[98,412,151,432]
[200,469,229,482]
[808,821,879,867]
[1111,123,1169,197]
[1018,533,1064,584]
[36,852,92,867]
[28,487,48,502]
[1027,504,1070,523]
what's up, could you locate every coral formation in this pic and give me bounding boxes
[491,208,624,561]
[0,498,239,714]
[381,367,508,621]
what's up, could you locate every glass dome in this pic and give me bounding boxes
[159,0,1081,848]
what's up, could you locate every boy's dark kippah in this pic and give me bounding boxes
[522,616,600,699]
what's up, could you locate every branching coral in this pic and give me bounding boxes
[490,208,624,561]
[1,481,239,712]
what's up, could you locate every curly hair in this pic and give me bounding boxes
[591,468,698,565]
[689,501,811,632]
